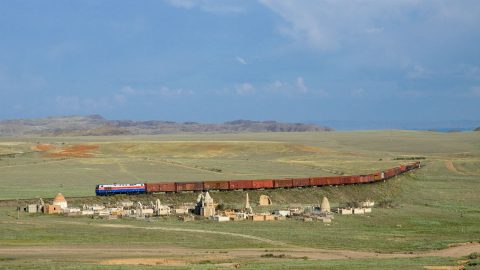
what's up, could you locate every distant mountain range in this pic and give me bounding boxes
[0,115,332,137]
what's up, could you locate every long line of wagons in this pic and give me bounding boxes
[95,162,421,196]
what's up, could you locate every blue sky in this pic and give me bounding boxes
[0,0,479,125]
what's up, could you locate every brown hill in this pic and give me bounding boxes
[0,115,332,137]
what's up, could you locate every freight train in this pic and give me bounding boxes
[95,162,421,196]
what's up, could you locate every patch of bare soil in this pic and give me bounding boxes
[31,143,55,151]
[423,242,480,257]
[46,144,99,158]
[100,258,188,266]
[99,255,236,267]
[423,266,464,270]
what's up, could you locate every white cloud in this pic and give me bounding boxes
[266,77,327,97]
[157,86,194,96]
[296,77,308,93]
[236,56,247,65]
[235,83,255,95]
[164,0,245,14]
[121,85,141,95]
[259,1,480,50]
[121,85,194,97]
[164,0,196,9]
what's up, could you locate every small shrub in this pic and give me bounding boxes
[261,253,286,258]
[377,199,396,208]
[345,201,360,208]
[468,252,480,260]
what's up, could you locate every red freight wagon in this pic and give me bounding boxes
[252,180,273,189]
[384,169,396,179]
[357,175,368,183]
[348,176,358,184]
[310,177,327,186]
[203,181,229,190]
[340,176,353,185]
[145,182,176,193]
[364,174,375,183]
[175,182,204,192]
[229,180,253,190]
[327,176,342,185]
[292,178,310,187]
[274,179,293,188]
[331,177,343,185]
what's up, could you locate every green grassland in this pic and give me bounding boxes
[0,131,479,269]
[1,131,478,199]
[0,256,463,270]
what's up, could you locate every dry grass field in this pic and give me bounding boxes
[0,131,479,269]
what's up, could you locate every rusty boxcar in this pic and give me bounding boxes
[175,182,204,192]
[229,180,253,190]
[252,179,274,189]
[292,177,310,187]
[203,181,229,191]
[273,179,293,188]
[145,182,176,193]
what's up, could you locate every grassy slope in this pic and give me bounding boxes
[1,131,477,199]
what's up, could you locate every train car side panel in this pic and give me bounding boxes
[252,180,274,189]
[292,178,310,187]
[145,182,176,193]
[274,179,293,188]
[175,182,204,192]
[204,181,229,190]
[229,180,253,190]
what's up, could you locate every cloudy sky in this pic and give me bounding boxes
[0,1,479,126]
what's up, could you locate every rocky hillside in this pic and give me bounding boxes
[475,127,480,131]
[0,115,332,137]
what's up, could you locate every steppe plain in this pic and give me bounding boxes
[0,131,479,269]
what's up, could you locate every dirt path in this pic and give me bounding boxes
[445,160,462,174]
[0,243,479,261]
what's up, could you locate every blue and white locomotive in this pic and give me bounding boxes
[95,183,146,195]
